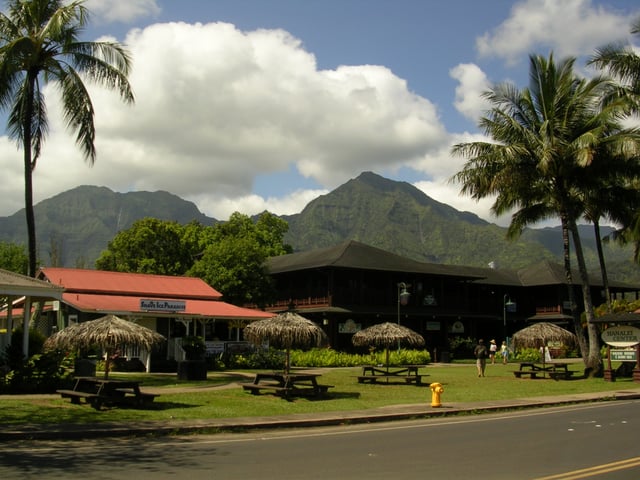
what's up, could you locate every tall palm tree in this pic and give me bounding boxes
[589,17,640,264]
[0,0,134,277]
[451,53,636,375]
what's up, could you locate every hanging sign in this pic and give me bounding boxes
[140,299,186,312]
[601,325,640,348]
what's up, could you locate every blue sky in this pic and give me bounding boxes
[1,0,639,226]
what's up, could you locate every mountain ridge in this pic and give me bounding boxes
[0,172,637,283]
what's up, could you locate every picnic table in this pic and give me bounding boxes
[242,372,333,398]
[357,365,426,385]
[57,376,159,409]
[513,362,574,380]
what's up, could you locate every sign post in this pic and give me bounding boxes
[601,325,640,382]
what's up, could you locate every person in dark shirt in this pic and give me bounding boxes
[474,339,488,377]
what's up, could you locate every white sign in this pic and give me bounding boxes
[601,325,640,348]
[140,299,186,312]
[610,348,637,362]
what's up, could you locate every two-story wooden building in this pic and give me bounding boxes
[263,240,639,358]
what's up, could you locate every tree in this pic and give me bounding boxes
[0,0,134,277]
[96,218,199,275]
[188,212,291,306]
[0,241,29,274]
[589,17,640,264]
[451,53,638,375]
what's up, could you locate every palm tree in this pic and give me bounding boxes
[451,53,637,375]
[0,0,134,277]
[589,17,640,264]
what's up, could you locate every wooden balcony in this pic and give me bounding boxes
[535,305,562,315]
[263,296,332,312]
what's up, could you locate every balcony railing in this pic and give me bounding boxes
[262,296,332,312]
[535,305,562,315]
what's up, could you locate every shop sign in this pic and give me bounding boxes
[601,325,640,347]
[140,299,186,312]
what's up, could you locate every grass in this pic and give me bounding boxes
[0,362,636,426]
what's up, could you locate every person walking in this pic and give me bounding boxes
[489,339,498,364]
[474,339,488,377]
[500,341,509,364]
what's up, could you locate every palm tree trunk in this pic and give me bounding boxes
[567,217,603,376]
[593,219,612,312]
[561,216,588,359]
[23,73,37,278]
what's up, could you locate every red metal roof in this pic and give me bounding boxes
[40,267,222,300]
[28,268,272,320]
[62,293,272,320]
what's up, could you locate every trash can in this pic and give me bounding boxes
[177,360,207,380]
[74,358,96,376]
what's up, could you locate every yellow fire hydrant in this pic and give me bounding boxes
[429,382,444,407]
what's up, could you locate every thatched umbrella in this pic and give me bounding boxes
[243,311,328,374]
[352,322,425,372]
[44,314,165,378]
[512,322,576,373]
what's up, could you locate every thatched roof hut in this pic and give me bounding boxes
[244,311,328,373]
[352,322,425,349]
[352,322,425,371]
[44,314,165,378]
[512,322,576,350]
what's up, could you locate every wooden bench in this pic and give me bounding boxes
[58,384,159,409]
[357,374,424,385]
[512,371,541,379]
[57,389,104,408]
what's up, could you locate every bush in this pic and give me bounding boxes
[513,347,540,362]
[448,336,476,359]
[0,327,69,393]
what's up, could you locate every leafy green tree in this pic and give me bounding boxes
[452,53,639,375]
[188,235,276,306]
[96,218,198,275]
[0,241,29,274]
[188,212,291,305]
[0,0,134,277]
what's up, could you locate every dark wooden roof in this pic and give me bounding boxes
[267,240,483,280]
[267,241,640,291]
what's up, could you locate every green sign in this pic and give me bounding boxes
[610,349,637,362]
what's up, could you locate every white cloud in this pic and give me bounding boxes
[476,0,635,65]
[450,63,492,123]
[85,0,161,23]
[409,130,513,227]
[0,21,448,218]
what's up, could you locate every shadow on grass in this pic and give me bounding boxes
[322,391,360,400]
[114,401,200,411]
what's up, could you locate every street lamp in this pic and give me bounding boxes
[503,294,515,339]
[397,282,411,325]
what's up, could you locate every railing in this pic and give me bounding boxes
[535,305,562,314]
[168,338,186,361]
[261,296,332,312]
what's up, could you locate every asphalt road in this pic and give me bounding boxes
[1,400,639,479]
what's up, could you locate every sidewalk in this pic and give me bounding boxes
[3,387,640,441]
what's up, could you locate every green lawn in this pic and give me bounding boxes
[0,363,635,426]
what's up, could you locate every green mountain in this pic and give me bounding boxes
[1,173,638,283]
[0,185,216,267]
[283,172,637,280]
